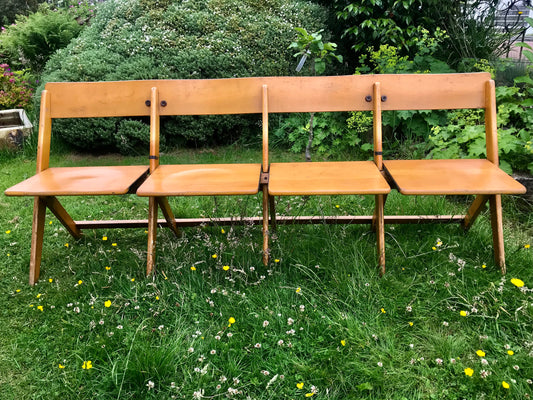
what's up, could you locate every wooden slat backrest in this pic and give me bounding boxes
[45,72,491,119]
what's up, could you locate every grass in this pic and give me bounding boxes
[0,147,532,399]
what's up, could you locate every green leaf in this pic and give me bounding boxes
[499,159,512,175]
[357,382,373,391]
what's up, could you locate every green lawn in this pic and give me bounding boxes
[0,148,532,399]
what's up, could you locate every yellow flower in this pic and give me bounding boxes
[305,393,315,397]
[82,361,93,370]
[78,280,83,285]
[58,364,65,369]
[460,310,468,317]
[65,243,69,248]
[296,382,304,389]
[476,350,485,357]
[482,264,487,269]
[131,278,135,282]
[432,246,437,251]
[341,340,346,346]
[221,228,225,234]
[49,278,53,283]
[525,244,530,249]
[155,296,159,300]
[102,236,107,241]
[381,308,386,314]
[274,259,280,263]
[464,368,474,377]
[5,230,11,234]
[223,265,230,271]
[408,322,414,327]
[112,243,117,247]
[15,289,20,293]
[502,381,510,389]
[49,221,53,225]
[296,287,301,293]
[37,305,44,312]
[104,300,111,308]
[510,278,524,288]
[106,266,111,271]
[211,254,217,259]
[335,204,340,208]
[228,317,236,326]
[36,293,41,298]
[190,266,196,271]
[507,350,514,356]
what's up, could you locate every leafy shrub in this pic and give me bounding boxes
[0,63,34,110]
[0,3,84,72]
[39,0,329,152]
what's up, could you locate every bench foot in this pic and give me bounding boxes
[489,194,506,274]
[29,197,47,285]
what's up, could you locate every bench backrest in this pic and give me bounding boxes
[39,72,495,173]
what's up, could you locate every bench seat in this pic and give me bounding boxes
[4,166,148,196]
[384,159,526,195]
[136,163,262,196]
[269,161,390,196]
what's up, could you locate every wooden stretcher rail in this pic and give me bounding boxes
[74,215,467,229]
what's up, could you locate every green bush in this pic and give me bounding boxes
[0,63,34,110]
[39,0,329,152]
[0,4,84,72]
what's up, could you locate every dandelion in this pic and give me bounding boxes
[104,300,111,308]
[476,350,486,357]
[222,265,230,271]
[106,266,111,270]
[297,382,304,389]
[37,305,43,312]
[65,243,69,248]
[82,361,93,370]
[49,278,53,283]
[274,259,280,263]
[111,243,117,247]
[432,246,437,251]
[228,317,235,325]
[464,368,474,377]
[335,204,340,208]
[102,236,107,241]
[221,228,225,234]
[211,254,217,259]
[525,244,530,249]
[482,264,487,269]
[341,340,346,346]
[305,393,315,397]
[507,350,514,356]
[5,230,11,234]
[502,381,510,389]
[460,310,468,317]
[58,364,65,369]
[78,280,83,285]
[408,322,414,327]
[510,278,525,288]
[381,308,386,314]
[191,266,196,271]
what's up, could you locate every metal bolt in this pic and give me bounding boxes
[145,100,151,107]
[381,95,387,102]
[365,95,372,102]
[160,100,167,107]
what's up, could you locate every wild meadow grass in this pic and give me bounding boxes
[0,147,532,399]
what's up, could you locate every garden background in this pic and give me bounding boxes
[1,0,532,399]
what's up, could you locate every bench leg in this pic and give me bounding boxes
[157,196,181,237]
[462,194,489,231]
[269,195,277,231]
[262,188,269,265]
[489,194,506,274]
[146,197,158,276]
[46,196,82,239]
[375,194,386,276]
[29,196,47,285]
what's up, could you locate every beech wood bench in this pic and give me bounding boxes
[5,73,526,285]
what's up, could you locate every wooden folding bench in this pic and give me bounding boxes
[3,81,163,285]
[376,72,527,273]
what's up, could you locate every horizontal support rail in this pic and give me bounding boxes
[74,214,466,229]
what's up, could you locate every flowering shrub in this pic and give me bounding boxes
[0,63,34,110]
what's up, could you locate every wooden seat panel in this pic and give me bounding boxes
[268,161,391,196]
[136,164,261,196]
[384,159,526,195]
[4,166,148,196]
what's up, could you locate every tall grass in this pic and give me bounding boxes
[0,148,531,399]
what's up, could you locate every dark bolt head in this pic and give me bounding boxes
[160,100,167,107]
[365,95,372,102]
[145,100,151,107]
[381,95,387,102]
